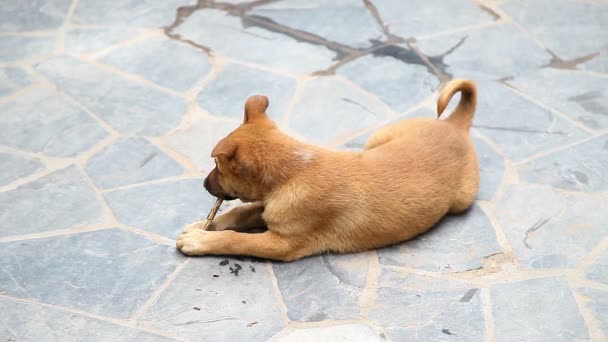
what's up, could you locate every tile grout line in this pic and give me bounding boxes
[480,288,498,342]
[359,251,380,317]
[70,54,187,99]
[146,136,205,177]
[568,280,605,341]
[0,294,185,341]
[502,81,597,136]
[88,29,163,59]
[130,259,190,321]
[54,0,80,54]
[0,225,117,244]
[265,262,291,327]
[415,20,506,42]
[514,133,606,166]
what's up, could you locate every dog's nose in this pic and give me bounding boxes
[203,177,210,191]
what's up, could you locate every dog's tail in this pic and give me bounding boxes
[437,79,477,130]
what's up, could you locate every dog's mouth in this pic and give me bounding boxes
[203,177,238,201]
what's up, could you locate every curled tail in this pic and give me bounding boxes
[437,79,477,130]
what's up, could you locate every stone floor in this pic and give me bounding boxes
[1,0,607,341]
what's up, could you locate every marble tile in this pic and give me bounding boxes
[495,184,608,269]
[417,24,551,80]
[100,37,212,92]
[519,135,608,192]
[581,51,608,74]
[174,9,336,74]
[0,35,55,62]
[586,249,608,286]
[197,64,296,123]
[369,271,484,340]
[104,178,216,238]
[576,287,608,337]
[140,256,283,341]
[272,252,370,321]
[491,277,589,341]
[167,115,237,173]
[251,0,384,48]
[289,77,389,145]
[72,0,189,27]
[0,0,71,32]
[0,152,43,187]
[0,67,35,97]
[0,298,178,341]
[273,324,385,342]
[0,166,108,237]
[0,87,108,157]
[36,56,186,136]
[509,68,608,130]
[373,0,497,39]
[0,229,184,318]
[85,137,184,189]
[65,28,142,55]
[338,52,439,112]
[502,0,608,60]
[378,204,501,272]
[471,81,588,162]
[473,137,505,201]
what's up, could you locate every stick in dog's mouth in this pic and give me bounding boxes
[200,197,224,230]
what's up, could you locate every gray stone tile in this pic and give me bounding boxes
[65,28,142,55]
[378,268,472,291]
[582,51,608,74]
[167,115,237,173]
[273,252,370,321]
[0,298,178,342]
[174,9,336,74]
[495,184,608,269]
[586,249,608,286]
[104,178,216,238]
[502,0,608,60]
[289,77,389,145]
[85,137,185,189]
[374,0,496,39]
[370,271,484,340]
[0,67,35,97]
[509,68,608,130]
[0,87,108,157]
[0,35,55,63]
[36,56,186,136]
[274,324,385,342]
[251,0,384,48]
[491,277,589,341]
[0,229,184,318]
[0,0,71,31]
[338,53,439,112]
[474,137,505,201]
[197,64,296,122]
[576,287,608,336]
[100,37,212,92]
[0,166,109,237]
[378,204,501,272]
[472,81,588,162]
[140,257,283,341]
[72,0,188,27]
[519,135,608,192]
[0,152,43,187]
[417,24,551,80]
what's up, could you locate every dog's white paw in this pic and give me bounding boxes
[176,230,216,255]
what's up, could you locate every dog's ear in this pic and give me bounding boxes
[244,95,269,124]
[211,138,238,160]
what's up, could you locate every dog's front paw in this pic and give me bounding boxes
[176,230,212,255]
[183,221,206,233]
[176,230,229,256]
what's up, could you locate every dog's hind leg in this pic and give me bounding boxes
[364,121,411,150]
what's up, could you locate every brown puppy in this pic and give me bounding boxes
[177,79,479,262]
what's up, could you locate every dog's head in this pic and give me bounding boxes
[204,95,287,202]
